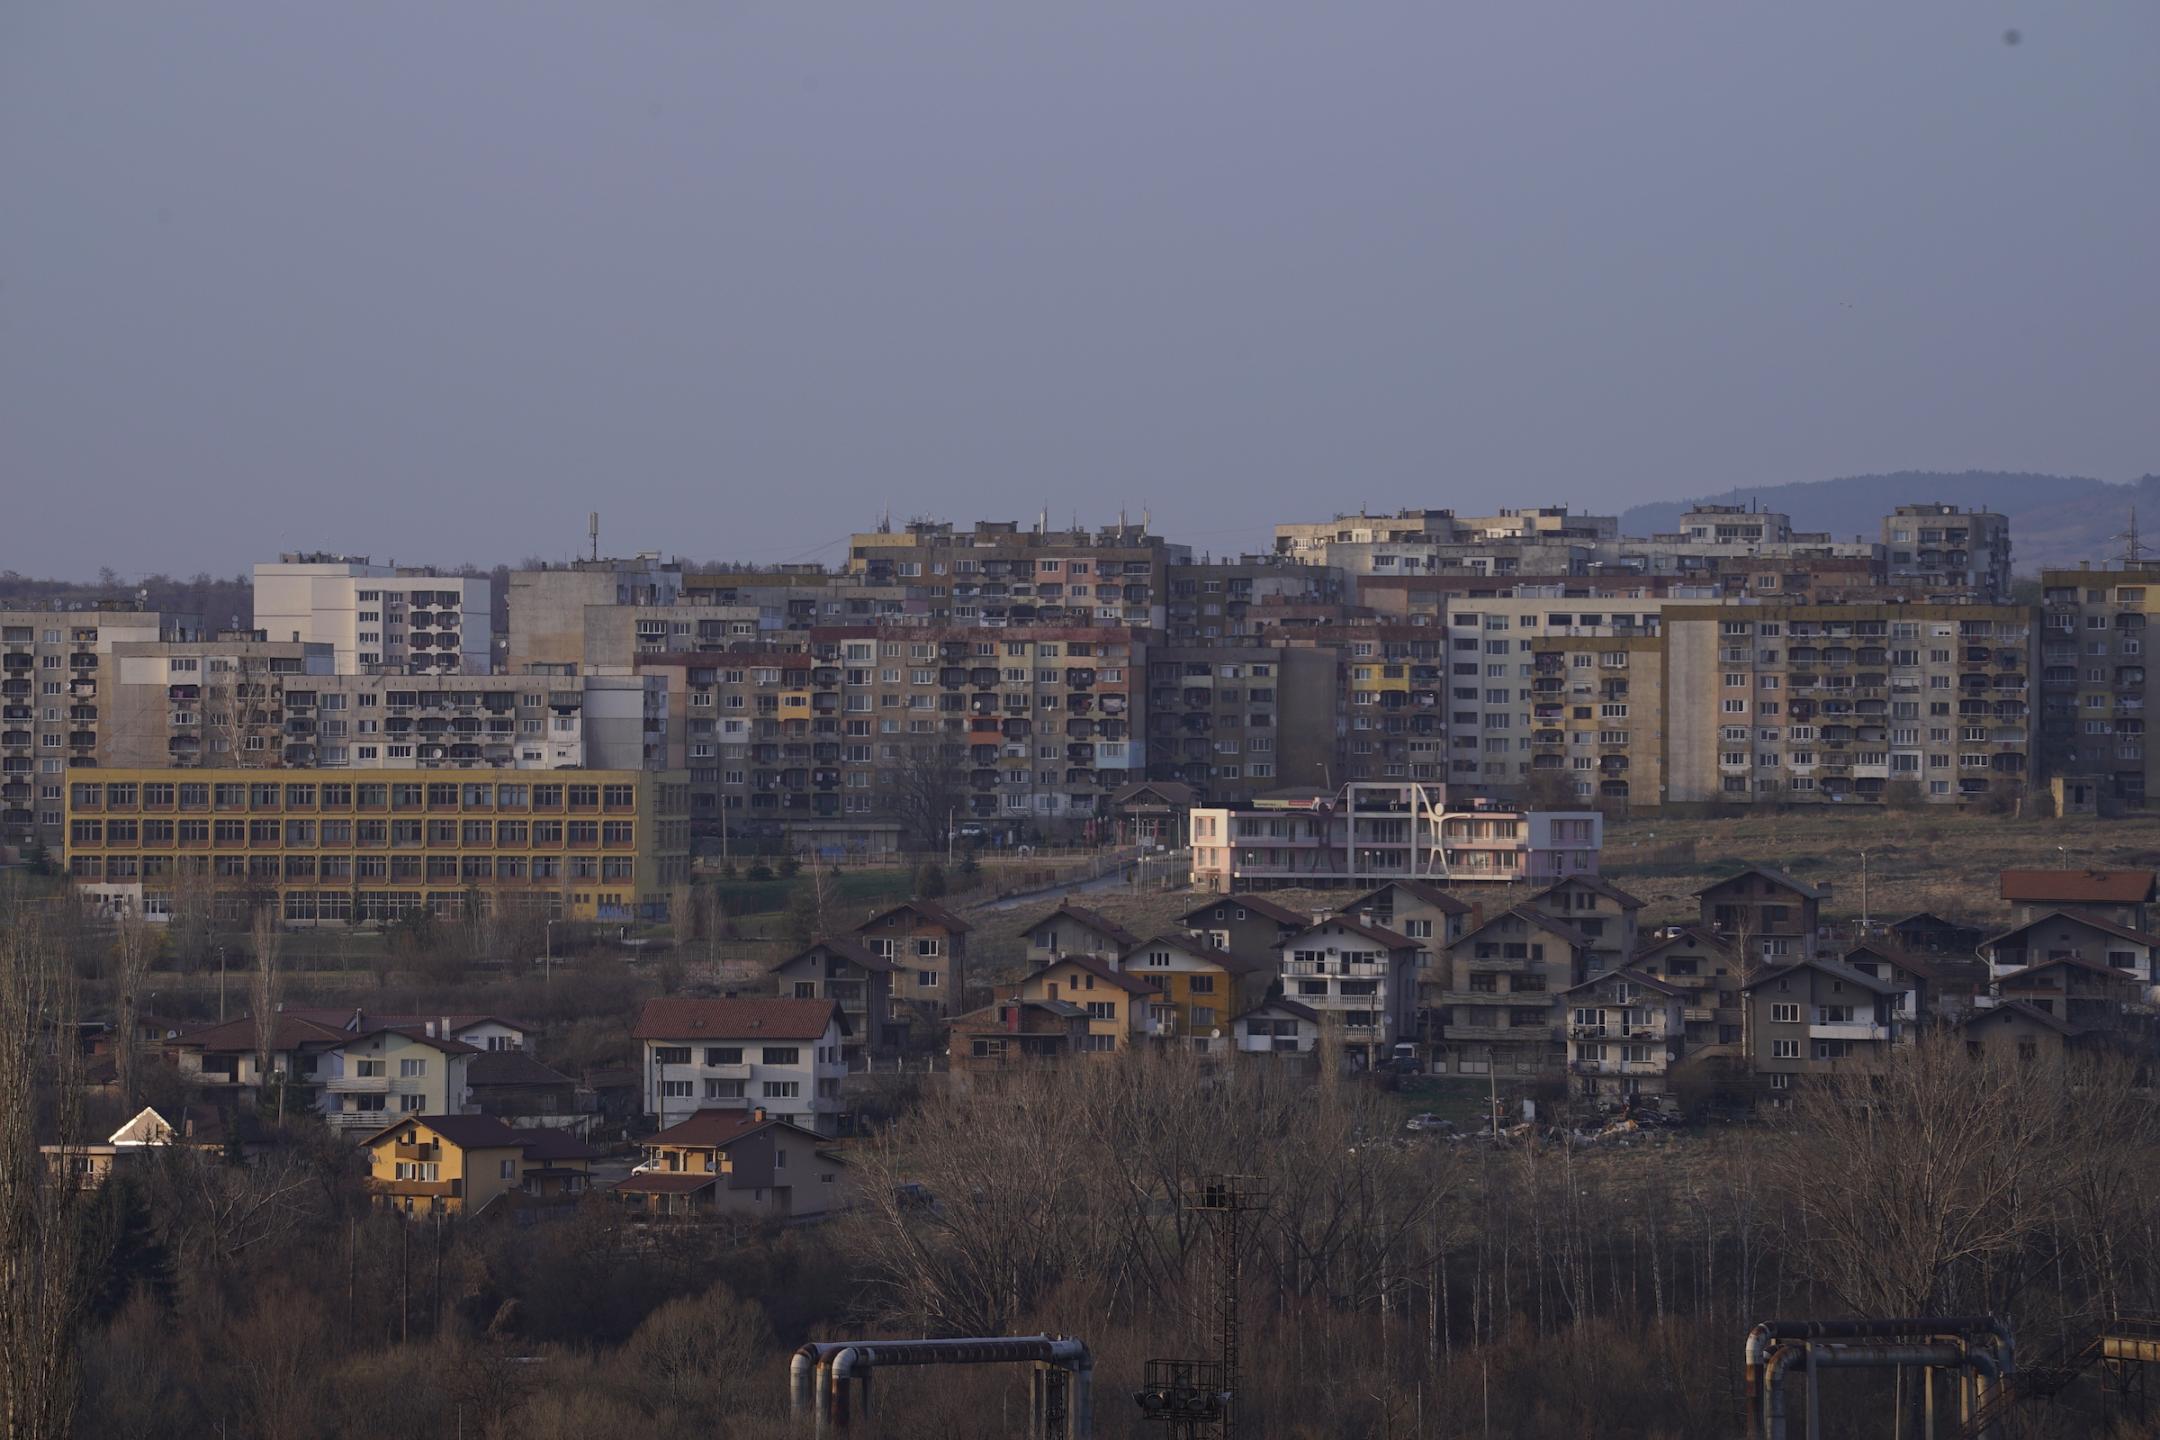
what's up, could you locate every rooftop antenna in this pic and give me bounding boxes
[588,512,600,562]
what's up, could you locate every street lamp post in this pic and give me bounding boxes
[544,919,560,986]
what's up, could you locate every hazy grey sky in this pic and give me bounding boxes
[4,1,2156,578]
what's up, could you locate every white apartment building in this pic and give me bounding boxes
[254,555,492,674]
[633,997,850,1136]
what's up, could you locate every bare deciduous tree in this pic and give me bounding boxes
[111,909,156,1113]
[0,919,94,1440]
[250,906,282,1112]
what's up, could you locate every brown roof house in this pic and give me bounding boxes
[613,1107,847,1221]
[2000,868,2158,931]
[851,900,972,1018]
[1695,867,1823,965]
[1177,893,1311,970]
[1023,900,1141,960]
[771,937,905,1059]
[633,998,850,1136]
[949,997,1093,1084]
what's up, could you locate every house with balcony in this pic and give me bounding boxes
[1695,866,1823,966]
[949,997,1093,1083]
[1017,953,1158,1053]
[169,1012,352,1100]
[1631,926,1741,1054]
[1177,893,1311,970]
[632,997,850,1136]
[1999,868,2157,931]
[1022,899,1142,960]
[1118,933,1270,1051]
[318,1026,479,1135]
[1529,875,1645,975]
[612,1106,847,1221]
[1275,916,1421,1067]
[1339,880,1475,971]
[1977,911,2160,992]
[361,1114,528,1218]
[850,899,972,1018]
[1429,907,1590,1078]
[770,938,904,1059]
[1995,955,2148,1031]
[1231,998,1322,1058]
[1884,911,1990,958]
[1839,942,1986,1028]
[1559,969,1685,1101]
[1741,955,1903,1101]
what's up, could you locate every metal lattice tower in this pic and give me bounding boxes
[1137,1175,1265,1437]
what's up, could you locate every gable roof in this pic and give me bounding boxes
[513,1128,601,1163]
[769,936,894,974]
[280,1007,532,1037]
[1559,967,1685,998]
[1533,875,1646,911]
[1176,893,1310,928]
[1841,942,1938,980]
[633,997,850,1042]
[466,1050,575,1088]
[1977,909,2160,955]
[1739,954,1899,997]
[1342,878,1473,917]
[1455,905,1596,952]
[1998,953,2142,984]
[361,1113,524,1151]
[1631,926,1733,964]
[1693,866,1823,902]
[171,1014,350,1053]
[1024,900,1139,949]
[344,1025,481,1056]
[1232,997,1321,1025]
[1026,952,1160,995]
[645,1106,824,1149]
[1954,1000,2080,1037]
[1887,911,1986,936]
[2000,868,2157,906]
[1119,933,1265,975]
[1290,914,1419,952]
[1110,780,1196,807]
[855,899,973,934]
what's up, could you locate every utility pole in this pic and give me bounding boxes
[1859,850,1870,933]
[217,945,226,1021]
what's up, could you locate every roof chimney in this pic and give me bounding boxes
[753,1106,768,1123]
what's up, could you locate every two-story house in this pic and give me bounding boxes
[1695,866,1823,966]
[851,900,972,1018]
[1741,955,1901,1101]
[770,938,903,1059]
[1231,998,1322,1058]
[1017,953,1159,1053]
[632,998,850,1136]
[1176,893,1310,970]
[1275,917,1421,1067]
[465,1050,580,1122]
[1978,911,2160,993]
[1995,955,2145,1032]
[361,1114,528,1218]
[1632,926,1741,1054]
[1341,880,1476,983]
[949,997,1093,1083]
[1428,907,1590,1079]
[285,1007,533,1053]
[1118,933,1270,1051]
[1999,868,2157,931]
[1953,1001,2096,1067]
[169,1013,350,1099]
[1022,900,1141,960]
[1529,876,1645,976]
[1884,911,1989,958]
[613,1106,848,1221]
[1839,942,1985,1030]
[1559,968,1685,1101]
[318,1027,479,1135]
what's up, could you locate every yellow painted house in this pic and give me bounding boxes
[1118,934,1272,1050]
[1017,953,1160,1053]
[362,1114,530,1217]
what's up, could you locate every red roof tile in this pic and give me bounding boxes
[2000,869,2158,905]
[633,997,849,1041]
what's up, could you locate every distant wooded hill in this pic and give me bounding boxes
[1619,470,2160,574]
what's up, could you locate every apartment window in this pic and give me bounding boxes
[1771,1039,1800,1059]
